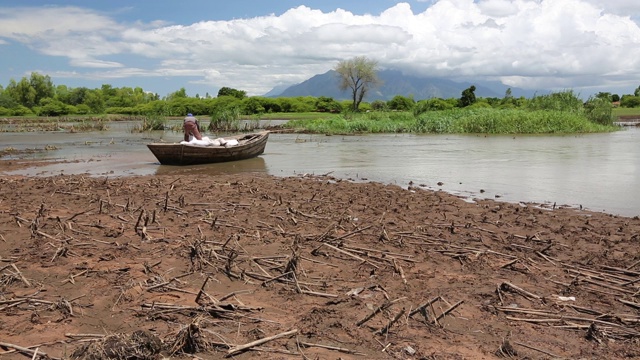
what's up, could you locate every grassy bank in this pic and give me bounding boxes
[240,112,340,120]
[284,109,619,135]
[612,108,640,117]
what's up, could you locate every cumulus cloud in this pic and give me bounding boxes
[1,1,640,95]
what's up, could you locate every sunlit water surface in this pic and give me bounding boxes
[1,122,638,217]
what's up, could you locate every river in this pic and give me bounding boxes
[1,122,638,217]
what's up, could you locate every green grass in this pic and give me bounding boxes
[284,109,619,135]
[240,112,341,121]
[612,108,640,117]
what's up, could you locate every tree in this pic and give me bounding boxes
[83,89,105,113]
[29,72,54,105]
[217,87,246,99]
[335,56,380,111]
[459,85,476,107]
[595,92,612,101]
[166,87,187,101]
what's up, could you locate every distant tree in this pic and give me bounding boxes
[335,56,380,111]
[459,85,477,107]
[14,78,37,107]
[83,89,105,113]
[69,87,89,105]
[504,88,513,99]
[635,86,640,97]
[595,92,612,101]
[612,94,620,102]
[55,85,71,104]
[217,87,246,99]
[0,91,18,109]
[101,84,117,99]
[620,95,640,108]
[29,72,54,105]
[166,87,188,101]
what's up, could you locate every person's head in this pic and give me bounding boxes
[187,113,193,117]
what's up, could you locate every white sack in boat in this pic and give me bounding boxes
[180,136,239,147]
[180,136,215,146]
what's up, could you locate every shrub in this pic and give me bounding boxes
[527,90,583,113]
[209,107,241,131]
[370,100,387,111]
[584,97,613,125]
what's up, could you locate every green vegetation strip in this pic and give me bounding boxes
[284,109,618,135]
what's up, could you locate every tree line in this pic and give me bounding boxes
[0,67,636,119]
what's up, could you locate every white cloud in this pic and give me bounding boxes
[1,1,640,95]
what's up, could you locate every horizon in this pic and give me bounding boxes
[2,1,640,99]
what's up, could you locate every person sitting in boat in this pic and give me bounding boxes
[184,113,202,142]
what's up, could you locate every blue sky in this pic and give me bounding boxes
[2,0,640,98]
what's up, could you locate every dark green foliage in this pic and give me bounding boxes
[370,100,387,111]
[387,95,415,111]
[35,98,70,116]
[620,95,640,108]
[315,96,343,113]
[584,97,613,125]
[217,87,247,99]
[459,85,476,107]
[413,98,455,116]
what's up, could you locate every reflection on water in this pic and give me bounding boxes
[1,122,638,217]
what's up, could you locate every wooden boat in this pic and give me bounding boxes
[147,131,269,165]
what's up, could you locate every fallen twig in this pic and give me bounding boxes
[226,329,298,357]
[373,308,406,335]
[0,342,59,360]
[299,341,365,355]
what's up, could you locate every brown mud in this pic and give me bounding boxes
[0,162,639,359]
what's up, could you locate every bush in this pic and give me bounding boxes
[11,105,33,116]
[527,90,583,112]
[387,95,415,111]
[370,100,387,111]
[36,98,70,116]
[584,97,613,125]
[620,95,640,108]
[209,107,241,131]
[413,98,455,116]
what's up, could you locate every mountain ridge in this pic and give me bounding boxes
[266,69,539,101]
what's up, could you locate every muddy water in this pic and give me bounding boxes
[1,121,638,217]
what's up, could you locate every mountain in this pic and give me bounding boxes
[266,69,538,100]
[262,84,292,97]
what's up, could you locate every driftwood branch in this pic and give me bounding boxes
[226,329,298,357]
[0,342,59,360]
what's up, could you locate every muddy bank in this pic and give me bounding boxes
[0,173,639,359]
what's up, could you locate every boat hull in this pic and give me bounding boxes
[147,131,269,165]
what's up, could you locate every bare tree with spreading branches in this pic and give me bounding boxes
[335,56,380,111]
